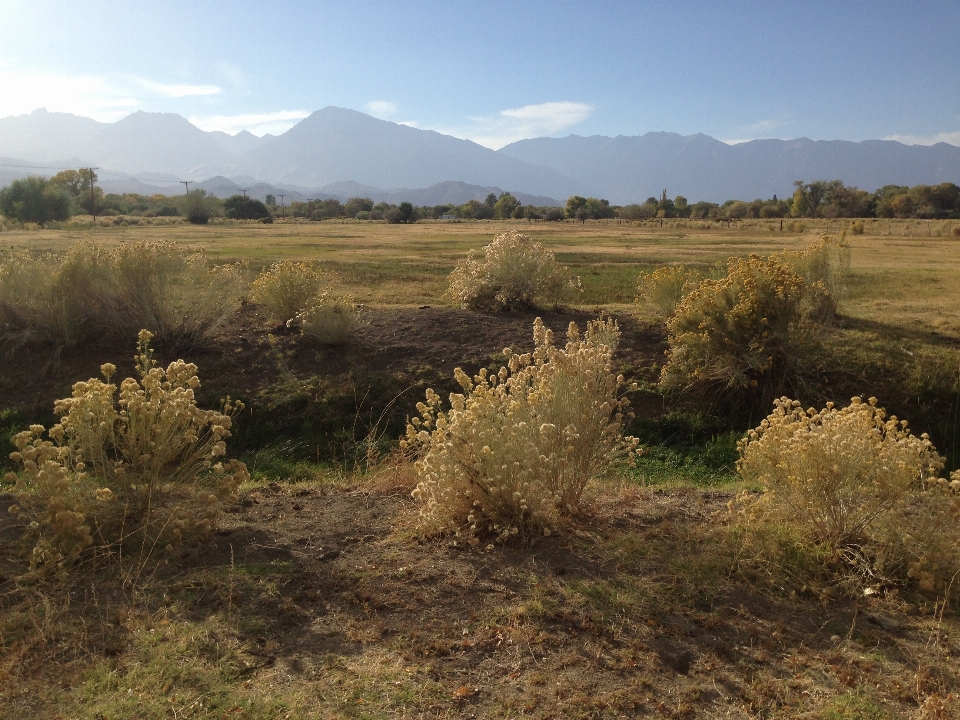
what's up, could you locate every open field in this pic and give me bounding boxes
[6,218,960,332]
[2,219,960,718]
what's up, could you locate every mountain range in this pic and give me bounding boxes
[2,106,959,205]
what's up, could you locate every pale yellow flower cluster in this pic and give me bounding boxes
[445,231,581,311]
[5,330,248,566]
[660,252,833,395]
[403,317,639,543]
[737,396,960,592]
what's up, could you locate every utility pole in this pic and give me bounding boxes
[180,181,192,194]
[278,194,285,219]
[88,167,99,222]
[240,189,248,220]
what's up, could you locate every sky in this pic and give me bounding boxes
[1,0,959,149]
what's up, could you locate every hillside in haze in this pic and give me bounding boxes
[2,107,960,204]
[497,133,960,204]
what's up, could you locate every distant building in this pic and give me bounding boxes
[440,214,457,221]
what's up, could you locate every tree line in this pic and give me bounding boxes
[2,172,959,226]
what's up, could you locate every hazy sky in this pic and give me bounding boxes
[1,0,958,148]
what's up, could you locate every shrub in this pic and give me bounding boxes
[736,396,960,593]
[296,291,357,345]
[182,190,217,224]
[0,241,244,350]
[403,317,639,543]
[635,264,702,317]
[251,260,328,324]
[4,330,248,567]
[0,243,112,348]
[445,231,581,311]
[660,253,834,409]
[107,241,246,349]
[850,220,865,235]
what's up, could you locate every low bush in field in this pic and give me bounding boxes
[635,264,703,317]
[660,253,834,410]
[251,260,328,324]
[445,231,581,311]
[4,330,248,568]
[296,291,358,345]
[403,317,639,543]
[0,243,112,348]
[108,241,246,348]
[0,241,245,350]
[736,396,960,595]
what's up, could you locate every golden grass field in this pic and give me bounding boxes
[6,217,960,336]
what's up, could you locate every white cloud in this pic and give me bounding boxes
[133,77,221,97]
[188,110,310,136]
[884,131,960,147]
[0,69,139,121]
[365,100,397,119]
[439,101,593,149]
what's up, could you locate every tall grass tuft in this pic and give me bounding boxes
[635,264,703,317]
[107,241,246,349]
[403,317,639,543]
[0,241,245,350]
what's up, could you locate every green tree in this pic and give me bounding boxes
[223,194,270,220]
[565,196,588,219]
[344,197,374,218]
[397,201,416,223]
[0,176,71,224]
[181,189,219,225]
[494,192,519,219]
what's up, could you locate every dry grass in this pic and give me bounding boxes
[4,218,959,336]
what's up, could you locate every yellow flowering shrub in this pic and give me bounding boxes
[4,330,248,567]
[403,317,639,543]
[736,396,960,593]
[660,253,833,406]
[296,291,358,345]
[251,260,328,323]
[635,264,702,317]
[445,231,581,311]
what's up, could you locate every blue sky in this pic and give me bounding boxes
[1,0,958,148]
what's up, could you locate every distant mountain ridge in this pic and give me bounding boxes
[498,133,960,203]
[2,106,959,205]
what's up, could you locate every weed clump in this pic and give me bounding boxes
[736,396,960,594]
[4,330,248,568]
[403,317,639,543]
[445,231,581,311]
[251,260,328,324]
[296,291,358,345]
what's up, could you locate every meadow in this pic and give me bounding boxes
[2,217,960,719]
